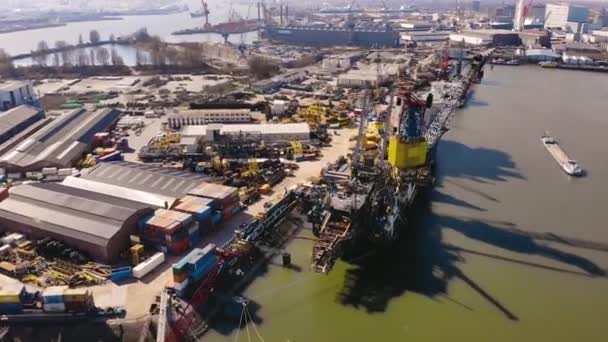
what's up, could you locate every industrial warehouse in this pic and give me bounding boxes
[0,107,121,172]
[0,183,152,262]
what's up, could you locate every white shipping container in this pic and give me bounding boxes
[43,302,66,312]
[188,225,199,234]
[2,233,24,245]
[42,167,58,175]
[173,278,189,291]
[57,168,73,176]
[133,252,165,279]
[7,173,22,180]
[0,244,11,255]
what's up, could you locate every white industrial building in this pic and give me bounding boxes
[180,123,311,146]
[450,33,492,45]
[0,81,35,111]
[401,32,450,43]
[337,63,401,88]
[544,4,589,32]
[166,109,253,129]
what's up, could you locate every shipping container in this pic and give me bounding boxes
[110,267,133,282]
[57,168,74,177]
[212,211,222,224]
[0,283,25,303]
[98,151,123,162]
[0,187,8,202]
[133,252,165,279]
[173,278,189,292]
[137,214,154,231]
[0,302,23,314]
[0,244,10,255]
[187,224,199,235]
[43,302,66,312]
[63,288,91,303]
[155,209,194,228]
[173,271,188,283]
[188,230,201,247]
[2,233,24,245]
[42,167,58,175]
[42,286,65,304]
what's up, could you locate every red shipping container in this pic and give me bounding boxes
[0,187,8,202]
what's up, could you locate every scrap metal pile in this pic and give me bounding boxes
[0,236,110,288]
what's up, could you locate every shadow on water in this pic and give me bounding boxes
[336,143,606,320]
[435,140,525,183]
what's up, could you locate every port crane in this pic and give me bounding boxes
[201,0,211,29]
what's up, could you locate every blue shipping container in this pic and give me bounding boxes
[190,257,218,282]
[42,295,64,304]
[212,211,222,224]
[195,206,213,222]
[111,267,133,282]
[0,303,23,314]
[137,214,154,231]
[188,231,201,247]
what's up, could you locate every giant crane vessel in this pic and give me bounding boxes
[308,55,487,273]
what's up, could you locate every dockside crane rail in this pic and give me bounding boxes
[424,61,481,149]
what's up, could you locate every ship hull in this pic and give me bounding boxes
[262,26,400,48]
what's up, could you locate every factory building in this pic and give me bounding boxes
[180,123,311,145]
[400,32,451,43]
[544,4,589,32]
[450,30,521,46]
[0,107,121,172]
[395,22,434,32]
[0,81,35,111]
[337,63,401,88]
[0,105,45,145]
[263,23,400,48]
[62,161,209,208]
[0,183,153,263]
[166,109,253,129]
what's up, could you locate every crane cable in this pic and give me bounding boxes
[233,305,245,342]
[244,303,265,342]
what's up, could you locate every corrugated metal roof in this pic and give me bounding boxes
[0,183,151,246]
[0,108,121,170]
[79,161,208,199]
[62,176,178,209]
[0,105,44,137]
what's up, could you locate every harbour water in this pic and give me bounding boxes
[0,0,258,57]
[205,65,608,341]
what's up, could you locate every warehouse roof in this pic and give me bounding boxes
[220,123,310,135]
[0,81,29,92]
[78,161,208,200]
[0,105,44,137]
[62,176,178,208]
[0,107,121,170]
[0,183,152,246]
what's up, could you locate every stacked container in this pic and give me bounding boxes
[171,244,218,298]
[140,210,195,255]
[42,286,66,312]
[187,183,240,222]
[63,288,94,312]
[0,283,25,314]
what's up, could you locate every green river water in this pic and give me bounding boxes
[206,65,608,342]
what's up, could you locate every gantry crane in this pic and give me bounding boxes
[201,0,211,29]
